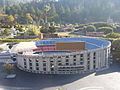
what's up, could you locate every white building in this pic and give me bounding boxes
[16,37,111,74]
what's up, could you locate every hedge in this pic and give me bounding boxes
[85,25,96,32]
[0,38,40,42]
[106,33,120,38]
[91,22,112,28]
[97,27,113,34]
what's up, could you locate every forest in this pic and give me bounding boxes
[0,0,120,24]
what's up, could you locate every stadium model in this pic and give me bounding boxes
[16,37,111,74]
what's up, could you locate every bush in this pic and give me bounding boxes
[0,48,3,51]
[112,39,120,51]
[40,26,56,34]
[97,27,113,34]
[92,22,112,28]
[106,33,120,38]
[0,38,40,42]
[84,25,96,32]
[0,29,11,36]
[3,62,14,74]
[25,25,40,36]
[112,39,120,60]
[78,24,87,28]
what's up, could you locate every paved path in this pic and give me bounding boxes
[0,61,119,90]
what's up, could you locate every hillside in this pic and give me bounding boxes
[1,0,120,24]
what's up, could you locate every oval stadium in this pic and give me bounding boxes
[16,37,111,74]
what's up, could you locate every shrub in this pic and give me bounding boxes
[3,62,14,74]
[106,33,120,38]
[0,38,40,42]
[84,25,96,32]
[78,24,87,28]
[112,39,120,60]
[112,39,120,51]
[0,48,3,50]
[40,26,56,34]
[92,22,112,28]
[25,25,40,36]
[0,29,11,36]
[97,27,113,34]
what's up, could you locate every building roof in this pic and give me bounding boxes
[35,37,111,50]
[11,42,37,53]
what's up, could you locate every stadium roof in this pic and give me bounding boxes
[35,37,111,50]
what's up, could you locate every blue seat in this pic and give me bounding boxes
[35,37,110,50]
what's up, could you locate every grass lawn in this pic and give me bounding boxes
[0,38,40,42]
[57,32,117,42]
[56,32,83,37]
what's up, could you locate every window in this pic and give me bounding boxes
[24,66,27,68]
[87,58,90,60]
[24,59,26,61]
[74,59,76,61]
[87,65,90,70]
[42,57,45,59]
[58,60,61,62]
[24,62,26,65]
[93,52,96,56]
[80,54,83,57]
[29,63,32,66]
[43,60,46,62]
[87,53,90,57]
[93,60,96,64]
[66,63,69,65]
[43,63,46,66]
[43,68,46,71]
[29,59,32,62]
[87,61,90,64]
[58,56,61,58]
[50,63,54,67]
[50,57,53,59]
[93,57,96,59]
[80,62,83,65]
[73,63,76,65]
[36,67,39,70]
[66,56,69,58]
[73,55,76,58]
[50,60,54,62]
[36,59,39,62]
[30,67,32,70]
[36,63,39,66]
[66,59,69,62]
[80,58,83,61]
[51,68,54,71]
[67,67,70,69]
[58,63,62,66]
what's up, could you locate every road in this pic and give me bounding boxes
[0,61,119,90]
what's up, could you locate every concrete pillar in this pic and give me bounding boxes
[90,52,93,71]
[83,52,87,72]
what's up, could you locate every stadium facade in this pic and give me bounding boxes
[16,37,111,74]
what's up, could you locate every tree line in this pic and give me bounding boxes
[0,0,120,25]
